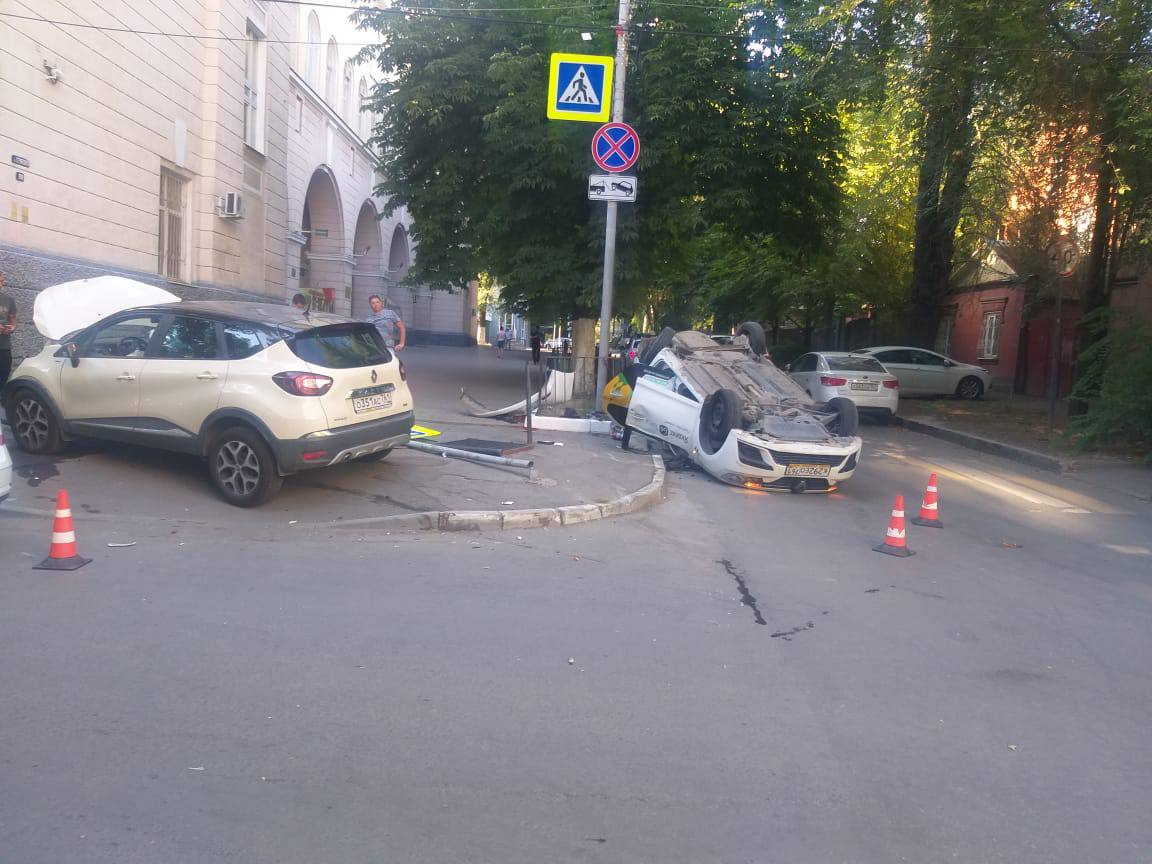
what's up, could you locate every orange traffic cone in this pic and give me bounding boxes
[34,489,92,571]
[912,473,943,528]
[873,494,914,557]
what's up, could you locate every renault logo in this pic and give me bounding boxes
[371,369,378,383]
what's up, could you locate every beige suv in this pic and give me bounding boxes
[2,301,414,506]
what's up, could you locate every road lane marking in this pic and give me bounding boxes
[873,449,1096,513]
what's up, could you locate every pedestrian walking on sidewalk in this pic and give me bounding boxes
[530,328,543,365]
[496,326,507,358]
[0,271,17,389]
[366,294,406,352]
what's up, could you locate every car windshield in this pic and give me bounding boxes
[288,323,391,369]
[827,356,886,373]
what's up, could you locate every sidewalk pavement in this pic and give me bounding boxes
[0,346,664,535]
[896,392,1150,502]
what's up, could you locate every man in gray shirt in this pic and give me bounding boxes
[366,294,406,351]
[0,270,16,388]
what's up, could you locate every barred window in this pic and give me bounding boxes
[158,169,188,281]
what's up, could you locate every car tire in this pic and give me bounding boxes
[826,396,859,437]
[637,327,675,366]
[208,425,283,507]
[7,389,64,454]
[735,321,768,356]
[699,388,740,454]
[956,376,984,400]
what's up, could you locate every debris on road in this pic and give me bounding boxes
[107,541,137,548]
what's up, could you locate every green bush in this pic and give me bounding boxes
[1068,308,1152,460]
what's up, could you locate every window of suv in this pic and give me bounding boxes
[288,323,391,369]
[80,314,163,358]
[156,316,221,359]
[223,322,277,360]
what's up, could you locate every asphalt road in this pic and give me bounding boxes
[2,373,1151,861]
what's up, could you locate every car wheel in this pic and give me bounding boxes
[699,388,740,455]
[637,327,675,366]
[208,425,283,507]
[735,321,767,356]
[956,376,984,400]
[8,389,64,454]
[825,396,859,437]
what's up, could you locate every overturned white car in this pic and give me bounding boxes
[603,327,863,492]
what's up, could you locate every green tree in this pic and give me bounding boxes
[354,0,846,341]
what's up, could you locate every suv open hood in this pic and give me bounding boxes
[34,277,181,341]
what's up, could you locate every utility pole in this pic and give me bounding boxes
[593,0,631,404]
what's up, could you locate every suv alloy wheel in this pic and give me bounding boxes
[208,426,283,507]
[8,390,63,454]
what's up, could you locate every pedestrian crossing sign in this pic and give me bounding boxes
[547,53,613,122]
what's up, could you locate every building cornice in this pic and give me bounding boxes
[290,68,380,165]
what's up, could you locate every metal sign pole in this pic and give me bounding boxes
[594,0,631,404]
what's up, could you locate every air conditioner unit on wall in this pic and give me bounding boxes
[216,192,243,218]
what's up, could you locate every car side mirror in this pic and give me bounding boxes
[944,359,955,367]
[66,342,80,368]
[784,363,792,372]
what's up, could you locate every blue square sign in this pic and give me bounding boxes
[547,53,613,123]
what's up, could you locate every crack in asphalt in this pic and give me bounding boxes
[770,622,815,641]
[717,559,767,626]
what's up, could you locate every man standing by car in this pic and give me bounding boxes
[530,328,543,365]
[0,271,16,388]
[367,294,406,352]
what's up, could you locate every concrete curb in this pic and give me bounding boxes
[331,454,667,532]
[896,416,1064,473]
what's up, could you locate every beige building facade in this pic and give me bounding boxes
[0,0,476,359]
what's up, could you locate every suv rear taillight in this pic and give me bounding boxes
[883,379,899,389]
[820,376,847,387]
[273,371,333,396]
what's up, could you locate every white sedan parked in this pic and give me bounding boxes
[855,346,991,399]
[788,352,899,418]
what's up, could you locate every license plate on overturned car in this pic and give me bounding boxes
[784,463,831,478]
[353,392,392,414]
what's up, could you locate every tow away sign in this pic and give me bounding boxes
[547,53,613,122]
[588,174,637,202]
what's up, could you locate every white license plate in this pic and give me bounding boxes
[784,463,831,478]
[352,392,392,414]
[850,382,879,391]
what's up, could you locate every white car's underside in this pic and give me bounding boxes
[625,331,863,491]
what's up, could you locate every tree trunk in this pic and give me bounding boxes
[571,317,597,397]
[1069,133,1118,415]
[906,64,977,347]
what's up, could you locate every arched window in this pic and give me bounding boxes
[358,77,369,139]
[342,60,354,119]
[304,12,321,86]
[325,37,339,104]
